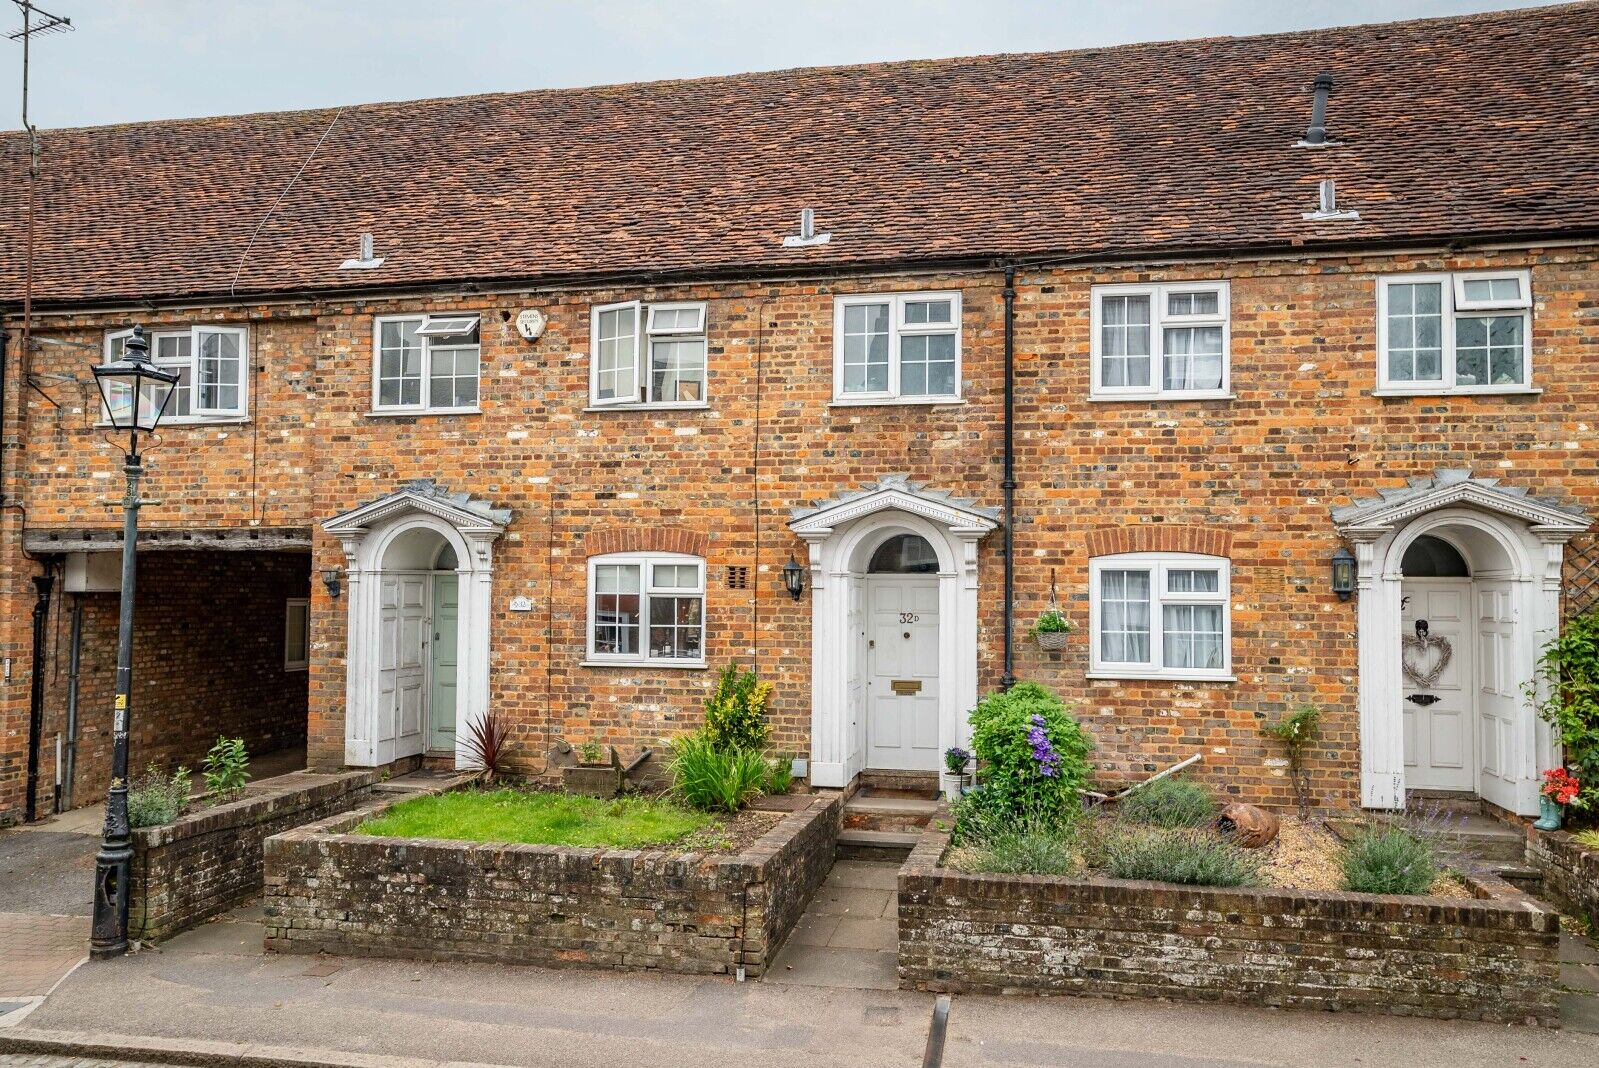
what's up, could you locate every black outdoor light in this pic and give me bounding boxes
[321,567,343,599]
[88,326,178,960]
[1330,546,1357,601]
[782,555,806,600]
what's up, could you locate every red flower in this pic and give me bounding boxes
[1540,768,1581,805]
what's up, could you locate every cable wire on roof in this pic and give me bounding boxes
[229,107,344,297]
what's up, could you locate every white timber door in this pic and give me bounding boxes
[1400,579,1475,793]
[864,577,940,771]
[1475,581,1520,811]
[378,573,430,764]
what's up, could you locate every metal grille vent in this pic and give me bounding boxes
[1565,536,1599,620]
[726,565,750,590]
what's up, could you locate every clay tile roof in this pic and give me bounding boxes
[3,3,1597,307]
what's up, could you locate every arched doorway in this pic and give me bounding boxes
[862,533,942,771]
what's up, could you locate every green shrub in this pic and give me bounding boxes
[1116,775,1216,829]
[968,681,1092,822]
[127,764,190,828]
[1574,828,1599,851]
[202,737,249,800]
[1029,609,1072,637]
[1340,826,1438,895]
[703,663,772,752]
[950,815,1078,876]
[669,730,766,813]
[1261,704,1321,817]
[1529,608,1599,795]
[1098,825,1263,888]
[762,754,794,795]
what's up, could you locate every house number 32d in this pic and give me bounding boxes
[899,612,920,624]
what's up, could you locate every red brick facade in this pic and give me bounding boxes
[2,246,1596,823]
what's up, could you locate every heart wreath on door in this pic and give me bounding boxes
[1401,632,1453,689]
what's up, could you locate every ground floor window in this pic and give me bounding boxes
[587,553,705,664]
[1089,552,1231,680]
[284,597,310,671]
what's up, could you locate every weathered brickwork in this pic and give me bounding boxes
[130,768,378,942]
[262,793,839,975]
[1516,823,1599,932]
[897,823,1561,1024]
[3,246,1597,823]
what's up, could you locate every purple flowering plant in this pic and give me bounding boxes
[944,746,972,776]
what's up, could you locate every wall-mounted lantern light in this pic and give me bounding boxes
[1330,547,1356,601]
[782,555,805,601]
[322,568,343,600]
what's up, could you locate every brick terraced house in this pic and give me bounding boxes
[1,4,1596,826]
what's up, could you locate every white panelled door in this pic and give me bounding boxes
[865,577,940,771]
[1475,581,1520,811]
[378,574,429,764]
[1400,580,1475,792]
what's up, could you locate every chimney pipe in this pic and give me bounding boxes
[1303,73,1334,146]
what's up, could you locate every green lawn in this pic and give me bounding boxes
[356,789,713,848]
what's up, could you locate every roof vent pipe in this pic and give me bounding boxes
[1302,178,1360,222]
[340,231,386,270]
[782,208,831,248]
[1296,73,1338,148]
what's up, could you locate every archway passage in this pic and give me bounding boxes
[1335,471,1589,814]
[789,476,998,789]
[323,481,508,769]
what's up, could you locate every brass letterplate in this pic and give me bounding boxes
[890,679,922,695]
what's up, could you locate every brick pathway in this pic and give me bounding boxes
[0,915,88,999]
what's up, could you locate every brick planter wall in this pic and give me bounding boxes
[1522,825,1599,931]
[130,768,379,942]
[898,823,1561,1025]
[263,793,840,976]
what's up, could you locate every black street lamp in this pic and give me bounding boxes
[89,326,178,959]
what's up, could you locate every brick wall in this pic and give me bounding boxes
[263,793,839,976]
[4,245,1597,823]
[25,550,310,817]
[1518,824,1599,931]
[897,824,1561,1024]
[130,767,378,942]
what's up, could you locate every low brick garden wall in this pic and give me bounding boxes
[130,768,380,942]
[898,822,1561,1025]
[1520,824,1599,931]
[263,792,840,977]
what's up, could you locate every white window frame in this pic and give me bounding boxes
[103,325,250,423]
[584,552,706,667]
[1088,552,1232,681]
[831,291,962,405]
[1089,282,1231,400]
[587,300,709,410]
[284,597,310,672]
[1375,270,1534,395]
[370,313,482,415]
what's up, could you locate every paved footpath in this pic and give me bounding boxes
[2,895,1598,1068]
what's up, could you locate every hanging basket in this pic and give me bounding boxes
[1036,630,1068,651]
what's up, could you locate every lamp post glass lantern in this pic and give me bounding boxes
[88,326,178,959]
[1330,546,1357,601]
[782,555,805,600]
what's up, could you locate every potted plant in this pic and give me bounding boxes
[943,746,972,799]
[562,738,621,798]
[1030,609,1072,651]
[1536,767,1581,830]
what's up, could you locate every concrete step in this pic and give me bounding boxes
[842,794,939,834]
[835,828,919,863]
[1425,813,1527,865]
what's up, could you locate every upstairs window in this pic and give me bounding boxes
[589,301,708,408]
[1089,553,1231,680]
[1090,282,1230,399]
[104,325,248,421]
[1377,271,1532,393]
[373,314,481,413]
[832,292,962,403]
[587,553,705,665]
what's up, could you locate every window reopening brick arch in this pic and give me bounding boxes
[584,526,710,559]
[1085,524,1233,559]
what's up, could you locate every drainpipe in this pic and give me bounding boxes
[25,564,54,822]
[1001,265,1017,690]
[63,591,83,811]
[0,326,9,508]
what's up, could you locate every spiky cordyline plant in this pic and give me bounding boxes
[463,711,516,784]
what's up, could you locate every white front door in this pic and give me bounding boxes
[1400,580,1475,792]
[1475,581,1520,811]
[378,573,429,764]
[865,577,940,771]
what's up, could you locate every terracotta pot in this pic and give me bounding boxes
[1215,802,1280,848]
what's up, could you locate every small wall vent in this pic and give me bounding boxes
[726,565,750,590]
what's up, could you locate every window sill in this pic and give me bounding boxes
[829,396,965,409]
[582,403,711,413]
[1370,387,1542,398]
[580,660,708,671]
[1086,671,1237,684]
[1087,392,1235,403]
[365,407,482,418]
[98,417,250,428]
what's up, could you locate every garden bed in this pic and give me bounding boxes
[263,791,840,977]
[899,817,1561,1024]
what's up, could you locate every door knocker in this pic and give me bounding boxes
[1401,618,1453,689]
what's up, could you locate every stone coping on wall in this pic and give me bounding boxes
[1496,813,1599,930]
[898,818,1561,1025]
[263,790,841,976]
[133,770,381,849]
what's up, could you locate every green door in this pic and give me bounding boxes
[429,574,459,754]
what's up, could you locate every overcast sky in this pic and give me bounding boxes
[3,0,1553,130]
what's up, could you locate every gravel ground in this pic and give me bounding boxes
[1262,815,1469,897]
